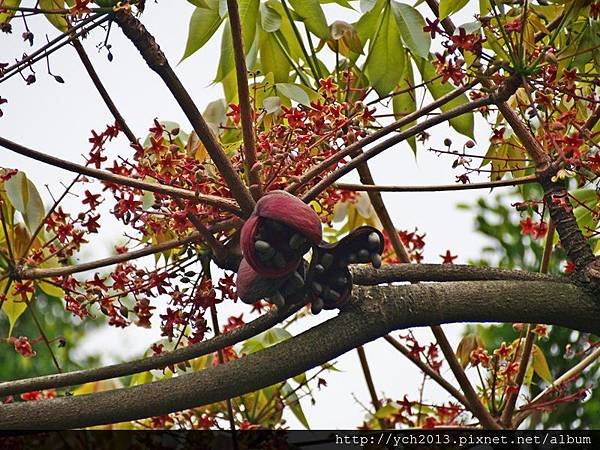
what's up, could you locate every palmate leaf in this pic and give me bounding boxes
[215,0,260,82]
[288,0,329,40]
[1,279,28,337]
[392,51,417,153]
[181,0,225,61]
[4,171,45,234]
[390,1,431,58]
[364,5,405,97]
[39,0,69,32]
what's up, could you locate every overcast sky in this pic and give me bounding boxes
[0,1,506,428]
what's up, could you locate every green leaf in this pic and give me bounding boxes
[1,279,27,337]
[0,0,22,26]
[415,55,474,138]
[181,0,224,61]
[288,0,329,40]
[532,344,553,384]
[360,0,377,13]
[260,327,293,345]
[4,171,45,234]
[39,0,69,32]
[439,0,469,19]
[282,382,310,428]
[392,51,417,153]
[187,0,210,7]
[38,281,64,299]
[260,2,282,32]
[364,6,405,96]
[260,30,291,82]
[390,2,431,58]
[130,370,154,386]
[355,0,385,48]
[215,0,259,82]
[276,82,316,105]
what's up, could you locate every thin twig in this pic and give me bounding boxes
[0,136,241,215]
[384,335,473,411]
[335,175,536,193]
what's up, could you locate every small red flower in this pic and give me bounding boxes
[440,250,458,264]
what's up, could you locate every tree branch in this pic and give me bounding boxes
[112,10,256,217]
[15,232,202,280]
[286,81,477,195]
[301,77,520,203]
[350,264,562,285]
[0,136,241,215]
[334,175,537,193]
[226,0,261,198]
[1,280,597,429]
[71,38,138,144]
[0,303,302,397]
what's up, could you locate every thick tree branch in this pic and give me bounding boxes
[112,10,256,217]
[350,264,562,285]
[0,136,241,215]
[0,303,302,397]
[1,280,597,429]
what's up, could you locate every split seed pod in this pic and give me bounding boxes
[240,190,322,278]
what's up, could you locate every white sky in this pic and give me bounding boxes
[0,1,507,429]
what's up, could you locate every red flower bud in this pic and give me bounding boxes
[240,191,322,278]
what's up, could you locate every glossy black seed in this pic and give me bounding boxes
[367,232,381,250]
[257,247,275,260]
[312,281,323,294]
[289,233,306,251]
[255,240,272,252]
[315,264,325,274]
[273,252,287,268]
[325,289,340,302]
[269,291,285,307]
[371,253,382,269]
[289,271,305,289]
[311,298,324,314]
[357,249,370,262]
[320,252,334,269]
[334,276,347,287]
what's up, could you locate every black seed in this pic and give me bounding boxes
[334,276,347,287]
[255,240,272,253]
[320,252,334,269]
[289,271,305,289]
[269,291,285,307]
[257,247,275,260]
[325,289,340,302]
[264,218,284,233]
[371,253,382,269]
[273,252,287,268]
[312,281,323,294]
[311,298,324,314]
[358,249,370,262]
[367,232,381,250]
[348,253,357,263]
[289,233,306,250]
[315,264,325,274]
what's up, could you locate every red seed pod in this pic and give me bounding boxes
[240,191,322,278]
[237,257,306,306]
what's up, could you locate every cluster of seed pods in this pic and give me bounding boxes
[236,191,384,314]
